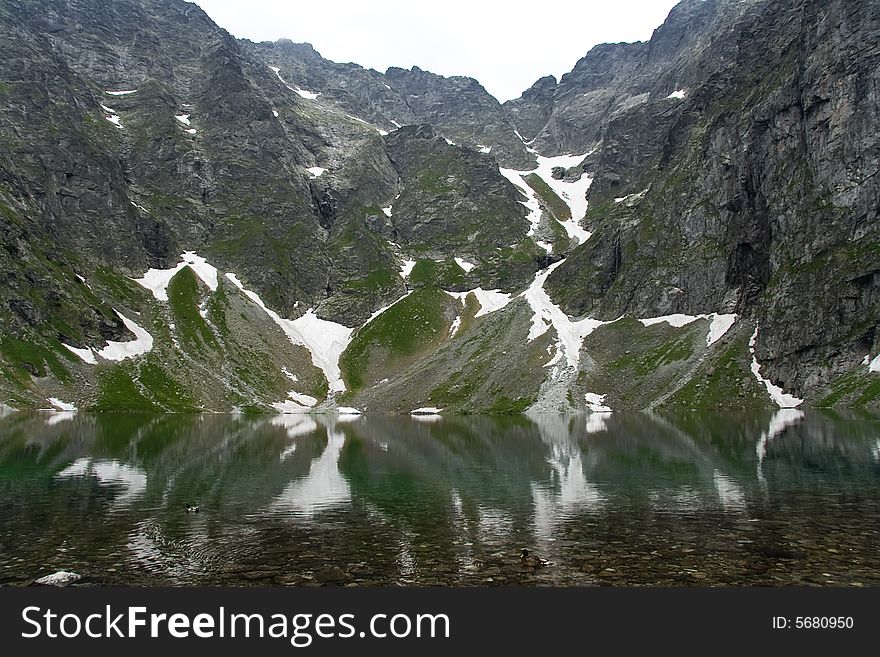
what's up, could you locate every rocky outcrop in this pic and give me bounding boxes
[503,0,770,156]
[385,126,527,255]
[543,0,880,400]
[502,75,557,142]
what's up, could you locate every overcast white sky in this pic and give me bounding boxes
[191,0,681,102]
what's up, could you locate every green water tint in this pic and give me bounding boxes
[1,411,878,586]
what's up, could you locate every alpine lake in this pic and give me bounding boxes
[1,410,878,587]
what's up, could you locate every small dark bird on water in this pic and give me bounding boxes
[184,504,200,513]
[520,548,547,569]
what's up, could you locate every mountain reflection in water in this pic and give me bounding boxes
[0,410,878,586]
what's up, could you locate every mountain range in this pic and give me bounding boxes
[0,0,877,414]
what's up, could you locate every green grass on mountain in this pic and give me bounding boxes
[93,266,149,306]
[486,395,535,414]
[205,283,231,339]
[0,336,73,384]
[344,266,397,291]
[167,266,218,351]
[137,357,199,411]
[608,331,696,376]
[547,215,571,254]
[818,367,880,407]
[340,287,451,391]
[90,357,198,412]
[409,259,468,288]
[91,364,159,412]
[428,368,482,410]
[664,335,767,409]
[0,199,23,225]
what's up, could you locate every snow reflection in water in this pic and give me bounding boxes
[530,415,604,542]
[56,458,147,508]
[269,422,351,518]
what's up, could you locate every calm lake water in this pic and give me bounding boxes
[1,410,878,587]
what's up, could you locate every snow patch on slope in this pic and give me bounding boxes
[615,189,649,204]
[454,257,476,273]
[399,258,416,279]
[225,274,354,394]
[706,314,738,346]
[336,406,362,415]
[294,87,320,100]
[532,153,593,242]
[584,392,612,413]
[749,327,803,408]
[134,252,218,301]
[269,65,320,100]
[62,312,153,364]
[289,391,318,407]
[521,261,617,370]
[102,105,122,128]
[445,289,512,318]
[500,151,594,246]
[448,315,462,337]
[271,396,314,414]
[498,167,546,248]
[47,398,77,412]
[62,343,98,364]
[639,313,737,346]
[513,128,537,154]
[97,312,154,361]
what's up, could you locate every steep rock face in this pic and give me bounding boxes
[249,40,414,132]
[2,0,319,311]
[0,13,168,271]
[382,66,533,168]
[502,74,557,142]
[0,5,164,356]
[503,0,766,155]
[508,43,646,153]
[0,0,414,325]
[544,0,880,399]
[9,0,223,95]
